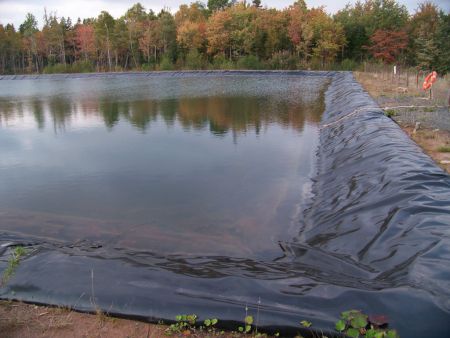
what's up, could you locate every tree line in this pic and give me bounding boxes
[0,0,448,75]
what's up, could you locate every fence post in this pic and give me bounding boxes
[447,89,450,108]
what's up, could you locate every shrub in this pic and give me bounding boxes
[268,51,299,70]
[185,49,203,70]
[211,54,234,70]
[339,58,359,71]
[159,56,174,71]
[71,60,94,73]
[43,63,68,74]
[236,55,262,70]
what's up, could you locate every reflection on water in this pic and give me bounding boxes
[0,91,322,136]
[0,75,328,258]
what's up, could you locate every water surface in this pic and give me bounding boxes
[0,75,328,257]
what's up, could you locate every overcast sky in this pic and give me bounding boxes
[1,0,449,28]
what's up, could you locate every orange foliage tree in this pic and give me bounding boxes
[367,29,408,63]
[75,24,96,61]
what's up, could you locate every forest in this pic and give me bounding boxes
[0,0,448,74]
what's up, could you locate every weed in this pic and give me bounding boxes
[300,320,312,328]
[238,315,254,334]
[203,317,219,335]
[335,310,398,338]
[165,314,197,335]
[384,109,396,118]
[2,246,28,285]
[437,146,450,152]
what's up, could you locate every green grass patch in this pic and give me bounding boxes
[2,246,28,286]
[384,109,396,118]
[437,146,450,152]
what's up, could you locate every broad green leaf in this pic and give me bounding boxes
[211,318,218,325]
[245,315,254,325]
[245,325,252,333]
[346,328,359,338]
[204,319,211,327]
[238,326,244,332]
[335,319,346,332]
[387,330,399,338]
[176,315,182,321]
[351,315,367,329]
[341,310,360,320]
[365,329,377,338]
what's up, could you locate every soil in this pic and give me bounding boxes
[354,71,450,174]
[400,126,450,173]
[0,300,248,338]
[0,300,167,338]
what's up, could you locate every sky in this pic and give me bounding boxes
[0,0,449,28]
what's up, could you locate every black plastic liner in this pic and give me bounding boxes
[1,72,449,337]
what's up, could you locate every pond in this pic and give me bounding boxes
[0,74,328,258]
[1,72,450,337]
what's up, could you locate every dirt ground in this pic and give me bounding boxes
[0,300,256,338]
[354,71,450,174]
[0,300,169,338]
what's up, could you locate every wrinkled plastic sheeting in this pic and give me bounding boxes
[296,73,450,302]
[1,72,449,337]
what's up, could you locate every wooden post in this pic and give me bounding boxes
[406,69,409,87]
[429,88,432,100]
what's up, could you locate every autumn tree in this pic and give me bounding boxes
[42,12,68,66]
[308,8,346,67]
[409,2,440,70]
[158,10,177,60]
[368,29,408,63]
[208,0,234,12]
[334,0,408,61]
[175,3,207,53]
[0,0,448,74]
[124,3,149,67]
[206,9,233,57]
[19,13,39,72]
[255,8,290,58]
[139,20,162,63]
[288,1,312,62]
[434,12,450,74]
[0,24,22,73]
[75,24,96,61]
[334,3,369,61]
[112,18,131,68]
[94,11,115,70]
[252,0,261,8]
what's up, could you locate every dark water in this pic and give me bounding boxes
[0,75,328,258]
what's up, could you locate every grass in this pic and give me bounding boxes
[437,146,450,152]
[384,109,396,118]
[1,246,28,286]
